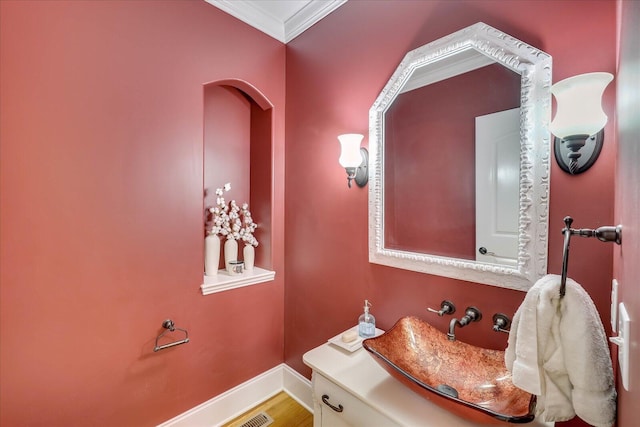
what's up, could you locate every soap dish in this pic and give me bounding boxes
[328,326,384,352]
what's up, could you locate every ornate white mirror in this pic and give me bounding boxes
[368,23,551,291]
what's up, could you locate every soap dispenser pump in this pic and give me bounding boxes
[358,300,376,338]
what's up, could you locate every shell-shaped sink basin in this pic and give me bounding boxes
[363,316,535,425]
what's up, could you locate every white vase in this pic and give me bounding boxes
[243,244,255,272]
[224,238,238,270]
[204,234,220,276]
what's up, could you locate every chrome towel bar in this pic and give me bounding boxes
[560,216,622,298]
[154,319,189,352]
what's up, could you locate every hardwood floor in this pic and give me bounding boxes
[222,391,313,427]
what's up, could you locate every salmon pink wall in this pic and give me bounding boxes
[614,1,640,426]
[0,1,285,426]
[204,85,252,212]
[285,2,616,427]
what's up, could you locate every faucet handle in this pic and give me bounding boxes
[492,313,511,333]
[427,300,456,316]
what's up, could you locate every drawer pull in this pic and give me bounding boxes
[321,394,344,413]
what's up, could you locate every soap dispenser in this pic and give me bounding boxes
[358,300,376,338]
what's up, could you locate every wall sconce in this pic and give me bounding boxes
[550,72,613,175]
[338,133,369,188]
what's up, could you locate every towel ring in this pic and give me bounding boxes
[560,216,622,297]
[154,319,189,352]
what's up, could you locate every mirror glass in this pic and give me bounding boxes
[368,23,552,291]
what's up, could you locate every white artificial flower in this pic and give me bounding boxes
[205,184,258,246]
[206,183,234,237]
[239,202,259,247]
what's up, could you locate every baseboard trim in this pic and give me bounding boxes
[158,364,312,427]
[282,364,313,412]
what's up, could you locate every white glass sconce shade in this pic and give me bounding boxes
[338,133,368,188]
[338,134,365,167]
[550,72,613,138]
[550,72,613,175]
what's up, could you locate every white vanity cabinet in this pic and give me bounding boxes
[303,341,481,427]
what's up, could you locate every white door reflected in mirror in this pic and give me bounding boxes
[475,108,520,267]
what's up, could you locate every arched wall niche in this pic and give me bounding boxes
[203,79,273,273]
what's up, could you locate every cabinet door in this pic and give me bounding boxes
[319,406,351,427]
[313,373,399,427]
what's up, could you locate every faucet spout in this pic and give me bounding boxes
[447,318,461,341]
[446,307,482,341]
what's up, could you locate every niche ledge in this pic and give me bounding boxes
[201,267,275,295]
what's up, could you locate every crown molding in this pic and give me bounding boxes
[283,0,347,43]
[205,0,347,43]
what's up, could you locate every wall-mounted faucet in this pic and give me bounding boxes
[447,307,482,341]
[427,300,456,317]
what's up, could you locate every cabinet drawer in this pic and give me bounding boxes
[313,373,399,427]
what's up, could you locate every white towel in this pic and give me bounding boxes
[505,274,616,427]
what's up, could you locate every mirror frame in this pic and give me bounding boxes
[368,22,552,291]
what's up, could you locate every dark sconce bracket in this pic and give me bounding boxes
[554,130,604,175]
[345,147,369,188]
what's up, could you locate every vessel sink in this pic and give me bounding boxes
[362,316,535,425]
